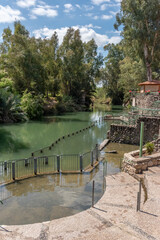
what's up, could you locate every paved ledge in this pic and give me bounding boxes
[0,171,160,240]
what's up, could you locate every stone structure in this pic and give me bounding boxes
[133,93,160,110]
[123,148,160,176]
[108,116,160,145]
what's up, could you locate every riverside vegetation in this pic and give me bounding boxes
[0,0,159,123]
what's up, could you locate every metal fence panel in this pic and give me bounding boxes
[15,158,34,179]
[60,154,80,171]
[0,161,12,184]
[37,155,57,174]
[83,151,91,170]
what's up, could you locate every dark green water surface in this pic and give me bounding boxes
[0,105,123,161]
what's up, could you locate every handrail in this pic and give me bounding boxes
[0,144,100,185]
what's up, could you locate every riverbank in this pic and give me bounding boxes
[0,168,160,240]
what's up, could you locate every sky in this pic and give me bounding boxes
[0,0,122,56]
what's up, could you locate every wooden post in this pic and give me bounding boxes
[91,151,93,166]
[34,158,37,175]
[80,155,83,172]
[92,180,95,207]
[57,155,60,172]
[12,162,15,180]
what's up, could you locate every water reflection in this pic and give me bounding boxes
[0,107,124,161]
[0,164,103,225]
[0,129,29,153]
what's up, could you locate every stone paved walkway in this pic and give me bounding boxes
[0,168,160,240]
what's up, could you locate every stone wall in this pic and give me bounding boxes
[108,117,160,145]
[122,150,160,176]
[134,94,160,109]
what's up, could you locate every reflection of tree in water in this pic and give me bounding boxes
[4,171,98,197]
[0,129,29,153]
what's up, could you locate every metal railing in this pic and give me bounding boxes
[0,145,100,185]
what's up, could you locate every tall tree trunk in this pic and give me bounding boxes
[146,62,152,82]
[144,43,152,82]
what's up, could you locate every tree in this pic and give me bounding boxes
[58,28,84,102]
[1,22,45,94]
[115,0,160,82]
[83,39,103,107]
[38,32,60,97]
[103,43,124,105]
[118,57,146,103]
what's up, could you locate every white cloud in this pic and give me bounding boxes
[33,25,121,47]
[85,13,93,17]
[108,36,121,44]
[84,24,101,29]
[83,5,94,11]
[31,5,58,18]
[0,5,25,23]
[75,4,81,9]
[16,0,36,8]
[101,15,113,20]
[64,4,74,13]
[93,15,99,20]
[100,4,107,11]
[91,0,110,5]
[110,10,118,15]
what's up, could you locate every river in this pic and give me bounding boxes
[0,105,138,225]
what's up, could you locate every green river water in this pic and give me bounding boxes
[0,105,138,225]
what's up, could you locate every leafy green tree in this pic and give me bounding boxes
[103,43,124,105]
[1,22,45,94]
[21,91,44,120]
[115,0,160,82]
[118,57,146,103]
[58,28,84,102]
[83,39,103,107]
[59,29,102,107]
[38,32,60,97]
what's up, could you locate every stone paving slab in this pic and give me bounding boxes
[0,171,160,240]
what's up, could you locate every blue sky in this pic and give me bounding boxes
[0,0,122,56]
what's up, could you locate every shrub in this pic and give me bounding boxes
[0,88,26,123]
[21,91,44,120]
[145,142,154,155]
